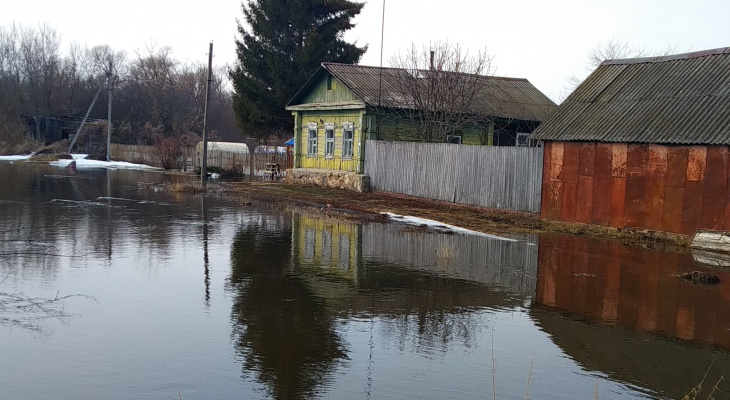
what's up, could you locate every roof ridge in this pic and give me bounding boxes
[322,62,528,81]
[601,47,730,66]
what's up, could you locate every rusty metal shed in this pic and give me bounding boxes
[532,47,730,236]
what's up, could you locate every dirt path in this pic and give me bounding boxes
[217,181,689,250]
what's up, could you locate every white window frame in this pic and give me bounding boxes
[307,122,317,156]
[516,132,530,147]
[324,123,335,158]
[342,122,354,159]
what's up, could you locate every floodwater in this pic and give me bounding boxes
[0,161,729,400]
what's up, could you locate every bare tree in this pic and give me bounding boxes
[385,42,494,143]
[562,39,678,101]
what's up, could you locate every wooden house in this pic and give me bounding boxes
[531,48,730,236]
[285,63,556,174]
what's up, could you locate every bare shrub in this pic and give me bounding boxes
[153,136,182,169]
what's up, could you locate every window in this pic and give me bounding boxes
[516,132,530,147]
[307,123,317,156]
[326,75,335,90]
[324,123,334,158]
[446,135,462,144]
[342,122,354,158]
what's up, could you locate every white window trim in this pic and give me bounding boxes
[307,122,318,157]
[516,132,530,147]
[324,123,335,159]
[342,122,354,159]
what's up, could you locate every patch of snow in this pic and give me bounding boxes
[0,154,32,161]
[382,212,517,242]
[51,155,159,170]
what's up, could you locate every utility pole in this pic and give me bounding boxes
[201,42,213,182]
[106,60,113,162]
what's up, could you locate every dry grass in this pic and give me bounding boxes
[682,361,724,400]
[167,182,209,194]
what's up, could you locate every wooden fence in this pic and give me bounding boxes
[110,143,288,177]
[364,141,543,213]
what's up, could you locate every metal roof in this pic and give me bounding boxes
[531,47,730,144]
[288,63,557,122]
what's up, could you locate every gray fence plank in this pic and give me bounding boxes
[364,141,544,213]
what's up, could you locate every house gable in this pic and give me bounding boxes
[286,68,366,111]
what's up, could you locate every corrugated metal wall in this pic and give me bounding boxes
[541,141,730,235]
[364,141,544,213]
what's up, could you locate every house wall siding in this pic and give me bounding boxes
[296,110,364,172]
[541,141,730,235]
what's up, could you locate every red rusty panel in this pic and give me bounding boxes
[561,182,578,222]
[541,181,563,220]
[703,146,727,205]
[682,180,704,235]
[611,143,627,178]
[687,146,707,182]
[647,145,668,178]
[578,142,596,177]
[662,186,684,233]
[544,142,564,182]
[562,142,580,184]
[576,175,594,224]
[645,178,666,231]
[644,146,668,231]
[609,177,627,228]
[624,175,646,228]
[665,147,688,188]
[701,203,725,230]
[724,204,730,230]
[594,143,613,182]
[626,144,648,176]
[592,179,612,226]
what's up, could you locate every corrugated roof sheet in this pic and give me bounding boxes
[318,63,557,122]
[531,47,730,144]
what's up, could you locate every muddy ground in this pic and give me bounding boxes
[213,181,690,251]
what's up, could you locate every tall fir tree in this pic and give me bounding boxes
[230,0,367,140]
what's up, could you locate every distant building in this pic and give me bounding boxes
[531,47,730,235]
[22,115,94,144]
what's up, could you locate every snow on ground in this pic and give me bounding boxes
[51,155,159,170]
[382,212,517,242]
[1,153,157,170]
[0,154,32,161]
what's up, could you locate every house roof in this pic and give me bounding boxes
[530,47,730,145]
[287,63,557,122]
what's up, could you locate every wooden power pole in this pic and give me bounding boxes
[106,60,112,162]
[201,42,213,182]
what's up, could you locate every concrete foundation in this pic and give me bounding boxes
[284,168,370,193]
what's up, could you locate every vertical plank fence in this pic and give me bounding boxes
[364,141,543,213]
[110,143,289,177]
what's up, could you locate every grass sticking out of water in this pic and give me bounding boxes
[167,182,209,193]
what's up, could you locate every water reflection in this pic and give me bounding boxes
[229,218,348,400]
[535,234,730,399]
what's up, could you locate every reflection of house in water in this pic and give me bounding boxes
[534,235,730,399]
[291,212,538,296]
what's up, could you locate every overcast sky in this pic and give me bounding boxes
[3,0,730,102]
